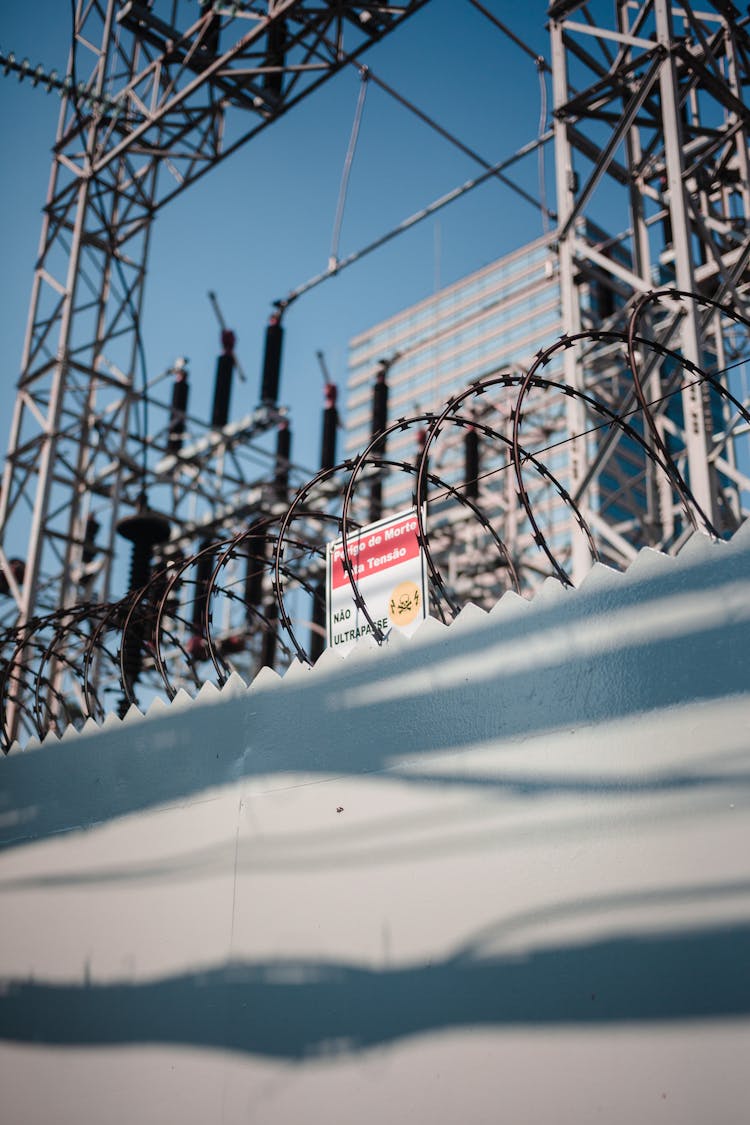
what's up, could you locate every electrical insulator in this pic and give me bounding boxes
[260,593,278,670]
[116,496,170,702]
[310,579,326,663]
[162,551,185,621]
[371,365,389,452]
[117,497,171,594]
[191,540,214,637]
[369,482,382,524]
[168,359,190,453]
[260,314,284,406]
[369,365,389,523]
[465,426,480,500]
[81,514,100,564]
[659,174,673,248]
[264,17,287,98]
[0,557,25,597]
[197,0,221,61]
[416,426,428,505]
[320,381,338,471]
[274,420,292,502]
[219,633,245,656]
[211,330,236,429]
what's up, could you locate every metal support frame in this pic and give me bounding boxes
[0,0,430,738]
[549,0,750,574]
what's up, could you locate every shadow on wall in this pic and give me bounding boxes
[1,919,749,1056]
[1,533,750,852]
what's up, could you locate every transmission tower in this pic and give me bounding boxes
[0,1,429,739]
[549,0,750,579]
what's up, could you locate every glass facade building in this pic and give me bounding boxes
[344,233,578,602]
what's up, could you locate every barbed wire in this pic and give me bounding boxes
[1,287,749,751]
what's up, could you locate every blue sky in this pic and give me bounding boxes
[0,1,553,505]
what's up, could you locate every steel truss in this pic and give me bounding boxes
[0,0,429,735]
[549,0,750,578]
[0,0,429,619]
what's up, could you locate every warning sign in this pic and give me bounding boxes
[326,509,428,655]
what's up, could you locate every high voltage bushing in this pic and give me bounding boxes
[320,381,338,471]
[260,314,284,406]
[211,331,236,429]
[168,358,190,454]
[197,0,221,62]
[416,425,428,492]
[116,495,171,702]
[464,426,480,500]
[191,540,215,637]
[264,17,287,99]
[244,523,267,623]
[260,593,278,671]
[369,364,389,522]
[0,557,25,597]
[274,419,292,502]
[81,514,101,564]
[371,364,389,450]
[117,496,171,594]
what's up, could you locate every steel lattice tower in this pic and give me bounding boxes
[0,0,429,738]
[549,0,750,579]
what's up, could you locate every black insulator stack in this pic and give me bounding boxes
[163,552,184,620]
[117,503,171,593]
[192,540,214,635]
[371,366,388,453]
[274,420,292,502]
[659,174,673,248]
[417,427,428,497]
[120,610,147,710]
[369,478,383,524]
[116,500,170,702]
[465,426,480,500]
[82,514,100,564]
[264,17,287,98]
[197,0,221,62]
[0,558,25,597]
[320,382,338,471]
[260,315,284,405]
[310,580,326,664]
[369,365,389,523]
[211,331,236,429]
[261,593,278,670]
[168,363,190,453]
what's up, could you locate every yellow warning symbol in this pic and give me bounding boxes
[388,581,421,627]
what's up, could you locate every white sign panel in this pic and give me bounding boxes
[326,509,428,655]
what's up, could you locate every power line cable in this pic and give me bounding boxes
[464,0,552,235]
[281,130,553,307]
[465,0,550,71]
[356,63,551,221]
[330,70,369,271]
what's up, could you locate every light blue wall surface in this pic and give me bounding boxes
[1,527,750,1124]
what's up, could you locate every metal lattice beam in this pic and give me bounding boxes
[549,0,750,578]
[0,0,431,739]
